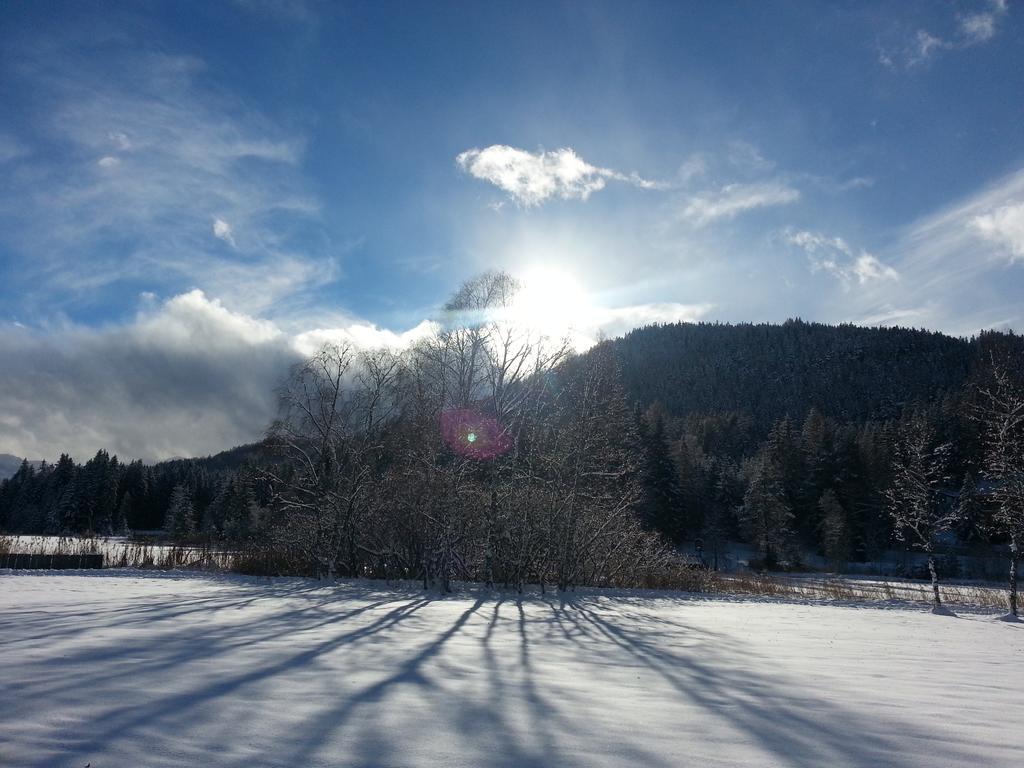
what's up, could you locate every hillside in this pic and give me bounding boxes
[0,454,42,482]
[604,320,1016,429]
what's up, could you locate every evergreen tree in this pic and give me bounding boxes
[203,479,231,537]
[96,455,120,536]
[164,484,195,540]
[638,408,685,541]
[115,491,132,536]
[818,489,851,571]
[738,448,793,568]
[56,480,80,534]
[797,407,831,538]
[701,466,736,570]
[223,475,256,542]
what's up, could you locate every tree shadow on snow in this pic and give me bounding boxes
[0,573,1001,768]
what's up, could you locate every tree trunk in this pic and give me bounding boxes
[927,553,941,607]
[1009,537,1019,617]
[484,487,497,588]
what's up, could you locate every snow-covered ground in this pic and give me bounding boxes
[1,571,1021,768]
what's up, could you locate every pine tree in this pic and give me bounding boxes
[96,456,120,536]
[638,408,685,541]
[203,479,231,537]
[797,407,830,539]
[738,448,794,569]
[164,484,195,540]
[115,491,132,536]
[818,489,850,571]
[223,475,256,542]
[56,480,80,534]
[701,467,735,570]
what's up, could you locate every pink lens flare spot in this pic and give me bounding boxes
[440,408,512,460]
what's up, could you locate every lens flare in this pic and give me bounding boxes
[440,409,511,459]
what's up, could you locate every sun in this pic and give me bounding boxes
[510,265,595,342]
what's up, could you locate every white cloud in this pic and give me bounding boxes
[833,166,1024,336]
[0,291,432,462]
[902,167,1024,273]
[882,0,1008,68]
[727,140,775,173]
[854,305,931,327]
[677,154,707,183]
[587,302,713,342]
[456,145,662,206]
[852,253,900,284]
[972,201,1024,261]
[784,229,899,288]
[518,301,714,354]
[0,288,707,460]
[910,30,949,65]
[135,290,282,349]
[292,320,437,357]
[683,182,799,225]
[107,130,132,151]
[961,12,998,42]
[212,217,236,247]
[836,176,875,191]
[961,0,1008,43]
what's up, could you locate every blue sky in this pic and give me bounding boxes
[2,0,1023,460]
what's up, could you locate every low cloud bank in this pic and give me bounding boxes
[0,291,432,463]
[0,290,708,462]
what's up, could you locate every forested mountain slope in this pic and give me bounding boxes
[605,320,1004,428]
[0,455,42,482]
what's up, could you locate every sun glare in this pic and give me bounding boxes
[511,266,594,341]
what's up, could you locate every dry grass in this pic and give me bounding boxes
[639,558,1009,610]
[694,571,1008,610]
[0,534,1011,611]
[0,534,235,570]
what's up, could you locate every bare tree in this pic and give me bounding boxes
[413,271,570,586]
[263,343,402,579]
[524,343,661,591]
[885,413,958,614]
[975,362,1024,619]
[256,273,669,594]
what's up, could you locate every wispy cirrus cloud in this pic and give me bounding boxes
[880,0,1008,69]
[683,182,800,226]
[456,145,664,207]
[898,165,1024,273]
[784,229,899,288]
[832,166,1024,335]
[0,44,341,320]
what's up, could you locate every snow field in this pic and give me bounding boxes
[1,571,1021,768]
